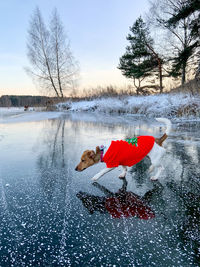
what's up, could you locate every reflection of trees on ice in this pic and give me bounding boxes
[166,180,200,264]
[57,165,71,266]
[151,135,200,264]
[37,119,72,264]
[122,218,135,265]
[164,138,200,185]
[0,175,8,211]
[37,119,67,200]
[0,167,21,264]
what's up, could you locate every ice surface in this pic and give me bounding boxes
[0,115,200,266]
[0,107,63,124]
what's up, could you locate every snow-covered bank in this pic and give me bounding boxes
[57,93,200,119]
[0,108,63,124]
[1,93,200,124]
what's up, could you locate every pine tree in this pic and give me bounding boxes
[167,0,200,78]
[168,0,200,34]
[118,17,162,95]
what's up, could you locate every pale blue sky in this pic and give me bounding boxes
[0,0,149,96]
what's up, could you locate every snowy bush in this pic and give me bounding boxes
[56,93,200,118]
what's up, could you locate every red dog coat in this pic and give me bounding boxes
[103,136,155,168]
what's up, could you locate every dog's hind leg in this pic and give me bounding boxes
[150,165,164,181]
[148,164,155,173]
[148,143,165,181]
[119,166,127,178]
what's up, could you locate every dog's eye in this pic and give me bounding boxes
[82,160,85,162]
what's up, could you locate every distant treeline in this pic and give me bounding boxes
[0,95,67,107]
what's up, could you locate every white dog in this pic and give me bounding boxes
[75,118,171,181]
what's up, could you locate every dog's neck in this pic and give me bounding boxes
[94,154,101,163]
[93,146,101,163]
[100,145,105,162]
[94,146,105,164]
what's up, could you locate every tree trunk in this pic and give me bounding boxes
[182,61,186,85]
[195,60,200,79]
[38,13,60,98]
[55,27,64,98]
[181,19,187,85]
[145,42,163,93]
[158,58,163,93]
[133,78,140,95]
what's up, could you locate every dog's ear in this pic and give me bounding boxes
[96,146,101,154]
[87,150,95,159]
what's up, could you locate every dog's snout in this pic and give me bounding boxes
[75,166,78,171]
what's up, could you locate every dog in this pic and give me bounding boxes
[75,118,171,181]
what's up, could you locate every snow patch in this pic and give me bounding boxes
[57,93,200,118]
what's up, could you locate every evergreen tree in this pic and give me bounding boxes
[148,0,198,85]
[168,0,200,35]
[167,0,200,78]
[118,17,162,95]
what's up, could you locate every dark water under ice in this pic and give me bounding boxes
[0,113,200,266]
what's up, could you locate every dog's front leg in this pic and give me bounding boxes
[119,166,127,178]
[91,168,115,181]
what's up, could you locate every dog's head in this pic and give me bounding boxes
[75,146,101,172]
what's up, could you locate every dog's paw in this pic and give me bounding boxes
[150,176,158,181]
[91,175,99,181]
[118,173,126,179]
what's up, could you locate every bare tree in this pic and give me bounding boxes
[26,7,79,98]
[50,9,79,98]
[147,0,198,85]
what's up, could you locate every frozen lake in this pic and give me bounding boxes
[0,112,200,266]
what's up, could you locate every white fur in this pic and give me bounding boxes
[91,118,171,181]
[118,166,127,178]
[156,118,172,135]
[147,142,165,180]
[91,168,115,181]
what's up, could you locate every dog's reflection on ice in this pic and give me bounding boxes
[77,179,163,219]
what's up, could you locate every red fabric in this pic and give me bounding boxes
[103,136,155,168]
[105,192,155,219]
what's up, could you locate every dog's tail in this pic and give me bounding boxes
[155,118,172,146]
[156,118,172,135]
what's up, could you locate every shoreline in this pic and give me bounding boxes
[1,92,200,124]
[56,93,200,120]
[1,108,200,125]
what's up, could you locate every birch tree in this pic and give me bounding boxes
[26,7,79,98]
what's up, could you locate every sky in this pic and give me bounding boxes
[0,0,150,96]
